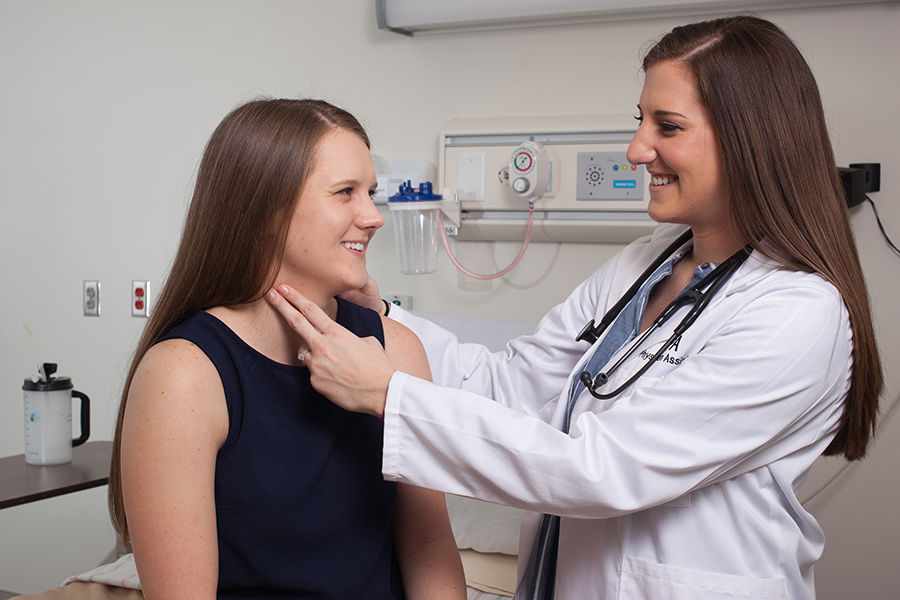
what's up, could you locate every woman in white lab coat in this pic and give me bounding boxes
[266,16,882,600]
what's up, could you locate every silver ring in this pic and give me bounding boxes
[297,350,310,365]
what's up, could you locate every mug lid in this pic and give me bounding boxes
[23,376,73,391]
[23,363,73,391]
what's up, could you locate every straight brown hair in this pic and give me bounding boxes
[108,98,370,543]
[642,15,881,460]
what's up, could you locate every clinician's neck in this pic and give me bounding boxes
[688,227,746,266]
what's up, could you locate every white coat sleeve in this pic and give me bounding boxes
[383,276,851,519]
[390,267,612,420]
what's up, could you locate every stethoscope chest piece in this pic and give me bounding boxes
[576,319,602,345]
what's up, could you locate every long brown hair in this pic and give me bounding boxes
[642,15,881,460]
[108,98,370,543]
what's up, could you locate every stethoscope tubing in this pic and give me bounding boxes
[576,229,694,346]
[579,233,750,400]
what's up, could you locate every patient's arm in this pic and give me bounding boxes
[383,319,467,599]
[394,484,467,599]
[120,339,228,600]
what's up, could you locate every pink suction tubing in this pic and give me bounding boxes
[438,204,535,280]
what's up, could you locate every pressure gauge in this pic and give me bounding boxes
[512,149,534,174]
[509,141,549,200]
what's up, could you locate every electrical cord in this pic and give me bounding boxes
[866,196,900,256]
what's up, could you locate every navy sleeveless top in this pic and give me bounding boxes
[158,298,404,599]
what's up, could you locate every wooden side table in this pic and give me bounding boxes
[0,441,113,597]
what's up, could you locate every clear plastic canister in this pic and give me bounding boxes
[388,182,443,274]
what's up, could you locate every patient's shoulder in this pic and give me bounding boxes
[381,316,431,381]
[137,338,219,391]
[128,339,228,440]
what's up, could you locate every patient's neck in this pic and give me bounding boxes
[208,292,337,366]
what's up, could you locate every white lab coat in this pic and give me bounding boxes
[384,223,851,600]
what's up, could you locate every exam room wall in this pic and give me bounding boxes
[0,0,896,595]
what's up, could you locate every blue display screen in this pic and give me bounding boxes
[613,180,637,189]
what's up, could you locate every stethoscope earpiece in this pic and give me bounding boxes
[579,371,594,388]
[579,370,607,390]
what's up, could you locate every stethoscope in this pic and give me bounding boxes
[575,229,751,400]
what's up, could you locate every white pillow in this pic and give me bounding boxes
[445,494,521,555]
[459,548,517,596]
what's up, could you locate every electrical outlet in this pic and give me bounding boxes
[387,294,412,311]
[132,280,151,317]
[83,280,100,316]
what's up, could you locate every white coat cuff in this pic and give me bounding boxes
[387,303,408,324]
[381,370,410,482]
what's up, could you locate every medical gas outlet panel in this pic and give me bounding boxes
[439,115,656,243]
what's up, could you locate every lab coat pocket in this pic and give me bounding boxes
[617,556,786,600]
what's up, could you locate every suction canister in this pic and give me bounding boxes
[388,181,443,274]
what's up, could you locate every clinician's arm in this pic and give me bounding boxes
[383,277,852,518]
[381,317,466,600]
[390,294,600,420]
[120,339,228,600]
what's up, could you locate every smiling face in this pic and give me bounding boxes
[627,60,732,239]
[276,127,384,305]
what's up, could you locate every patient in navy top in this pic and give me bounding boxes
[107,99,466,600]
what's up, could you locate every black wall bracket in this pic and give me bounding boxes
[839,163,881,207]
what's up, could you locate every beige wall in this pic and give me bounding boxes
[1,0,897,595]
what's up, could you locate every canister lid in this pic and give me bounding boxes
[388,181,443,202]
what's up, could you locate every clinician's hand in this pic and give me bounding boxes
[266,285,395,417]
[338,274,384,313]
